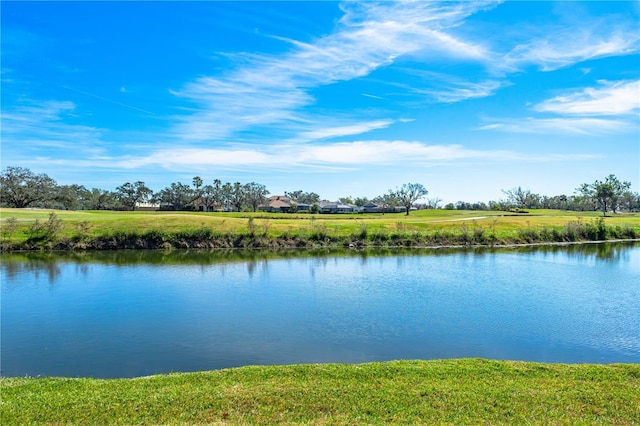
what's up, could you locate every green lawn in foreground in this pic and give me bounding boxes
[1,207,639,243]
[2,359,639,425]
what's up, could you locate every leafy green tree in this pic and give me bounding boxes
[285,190,304,201]
[285,190,320,204]
[55,184,87,210]
[620,190,640,212]
[83,188,119,210]
[353,197,369,207]
[192,176,203,193]
[221,182,233,211]
[392,183,428,215]
[211,179,224,209]
[197,179,226,211]
[577,175,631,216]
[115,181,153,211]
[0,166,57,208]
[372,193,399,214]
[229,182,246,212]
[154,182,194,210]
[244,182,270,212]
[190,176,204,204]
[199,185,216,211]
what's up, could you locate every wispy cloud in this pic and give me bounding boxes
[504,19,639,71]
[169,1,499,143]
[478,117,632,135]
[361,93,385,100]
[534,80,640,116]
[481,79,640,135]
[3,1,633,186]
[2,100,104,147]
[169,1,639,144]
[417,79,506,103]
[43,139,595,173]
[298,119,395,141]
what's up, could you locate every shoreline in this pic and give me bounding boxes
[2,236,639,254]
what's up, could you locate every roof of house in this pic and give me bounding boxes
[267,195,292,203]
[259,195,293,210]
[269,199,291,209]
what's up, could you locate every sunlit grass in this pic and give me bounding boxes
[2,359,638,425]
[1,208,638,248]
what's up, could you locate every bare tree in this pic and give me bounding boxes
[392,183,428,215]
[426,197,442,209]
[501,187,540,209]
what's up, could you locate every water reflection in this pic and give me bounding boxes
[2,242,638,377]
[1,254,62,286]
[1,242,636,286]
[510,241,632,262]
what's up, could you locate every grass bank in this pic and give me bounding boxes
[1,208,639,250]
[2,359,639,425]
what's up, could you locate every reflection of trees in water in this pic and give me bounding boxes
[1,256,63,286]
[2,242,636,284]
[513,242,632,263]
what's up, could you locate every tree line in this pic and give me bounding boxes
[493,175,639,216]
[0,166,637,216]
[0,167,270,213]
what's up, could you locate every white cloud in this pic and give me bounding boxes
[481,80,640,135]
[478,117,632,135]
[118,148,274,169]
[380,67,507,104]
[299,141,492,164]
[57,139,594,173]
[169,1,498,143]
[504,22,639,71]
[298,119,395,141]
[3,100,76,122]
[1,100,104,146]
[421,79,505,103]
[534,80,640,116]
[362,93,385,100]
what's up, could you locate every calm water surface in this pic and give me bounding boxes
[2,243,638,378]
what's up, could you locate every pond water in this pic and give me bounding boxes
[2,243,639,378]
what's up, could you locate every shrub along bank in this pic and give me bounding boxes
[1,209,638,251]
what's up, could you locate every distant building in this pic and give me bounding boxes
[135,201,160,211]
[318,201,360,214]
[362,202,404,213]
[191,197,226,212]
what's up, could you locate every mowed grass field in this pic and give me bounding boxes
[2,207,639,243]
[2,359,639,425]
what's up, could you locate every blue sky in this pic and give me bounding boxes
[2,1,639,204]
